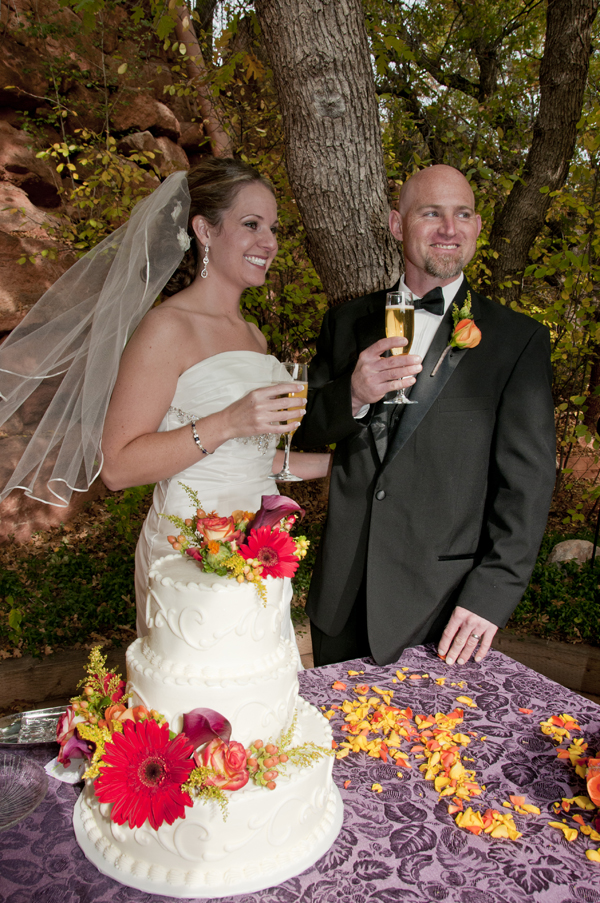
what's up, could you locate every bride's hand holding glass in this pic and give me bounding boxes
[218,382,306,439]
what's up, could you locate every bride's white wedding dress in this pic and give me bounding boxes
[135,351,299,657]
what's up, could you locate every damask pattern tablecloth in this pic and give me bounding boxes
[1,645,599,903]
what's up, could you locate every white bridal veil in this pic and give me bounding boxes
[0,170,192,506]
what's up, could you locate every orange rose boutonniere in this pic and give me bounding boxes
[431,292,481,376]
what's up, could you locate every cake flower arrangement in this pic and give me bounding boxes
[56,648,331,829]
[163,488,309,602]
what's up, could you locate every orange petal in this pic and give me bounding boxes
[509,795,525,807]
[518,708,533,714]
[332,681,347,690]
[343,780,351,789]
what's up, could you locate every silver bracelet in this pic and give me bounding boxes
[191,420,212,455]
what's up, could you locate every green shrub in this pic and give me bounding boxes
[507,532,600,645]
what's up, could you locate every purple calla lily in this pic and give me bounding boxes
[251,495,305,531]
[183,708,232,749]
[58,731,93,767]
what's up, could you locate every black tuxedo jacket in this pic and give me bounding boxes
[296,278,556,665]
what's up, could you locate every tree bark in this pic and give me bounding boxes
[254,0,400,305]
[487,0,598,305]
[175,4,233,157]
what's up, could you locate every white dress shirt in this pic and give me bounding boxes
[399,273,463,359]
[354,273,464,419]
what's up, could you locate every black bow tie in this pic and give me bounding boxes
[412,286,445,316]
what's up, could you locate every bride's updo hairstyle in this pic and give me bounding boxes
[162,157,275,296]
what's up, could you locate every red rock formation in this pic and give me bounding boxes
[0,0,205,541]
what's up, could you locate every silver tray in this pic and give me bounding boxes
[0,705,64,747]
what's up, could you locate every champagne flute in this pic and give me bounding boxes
[269,362,308,482]
[384,291,417,405]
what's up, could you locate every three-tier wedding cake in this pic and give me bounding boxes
[73,553,343,897]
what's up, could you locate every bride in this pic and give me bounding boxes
[101,158,329,635]
[0,158,329,645]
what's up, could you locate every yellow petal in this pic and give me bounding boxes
[456,696,477,708]
[548,822,579,842]
[585,849,600,862]
[565,795,595,810]
[371,783,383,793]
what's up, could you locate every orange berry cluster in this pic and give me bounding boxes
[246,740,289,790]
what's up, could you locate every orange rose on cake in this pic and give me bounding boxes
[196,737,249,791]
[197,515,239,543]
[587,757,600,806]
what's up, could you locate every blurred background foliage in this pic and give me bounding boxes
[4,0,600,655]
[20,0,600,487]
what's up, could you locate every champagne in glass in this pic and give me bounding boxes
[384,291,417,405]
[287,380,308,440]
[269,362,308,482]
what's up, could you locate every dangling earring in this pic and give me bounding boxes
[201,245,209,279]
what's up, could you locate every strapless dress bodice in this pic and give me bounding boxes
[135,351,291,635]
[155,351,288,516]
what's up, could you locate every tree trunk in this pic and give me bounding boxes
[488,0,598,305]
[254,0,400,305]
[175,4,233,157]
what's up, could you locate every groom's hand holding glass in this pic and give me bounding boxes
[350,338,423,416]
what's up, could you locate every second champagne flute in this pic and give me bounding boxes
[384,291,417,405]
[269,362,308,482]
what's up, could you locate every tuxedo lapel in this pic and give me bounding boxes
[383,279,473,467]
[357,292,392,461]
[354,292,386,355]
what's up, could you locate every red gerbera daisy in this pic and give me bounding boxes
[238,526,299,578]
[95,719,194,830]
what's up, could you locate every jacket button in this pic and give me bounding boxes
[375,489,386,500]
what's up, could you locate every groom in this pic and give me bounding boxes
[297,164,556,668]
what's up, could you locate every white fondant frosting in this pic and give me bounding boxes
[145,555,285,667]
[74,554,343,897]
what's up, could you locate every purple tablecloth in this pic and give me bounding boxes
[1,645,599,903]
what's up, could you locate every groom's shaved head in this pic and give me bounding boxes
[398,165,476,217]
